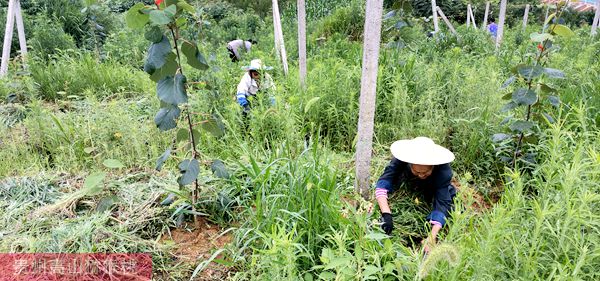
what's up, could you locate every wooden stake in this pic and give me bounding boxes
[356,0,384,200]
[469,4,477,29]
[1,0,26,76]
[436,6,457,35]
[297,0,307,88]
[467,4,471,28]
[592,0,600,36]
[431,0,439,33]
[496,0,507,50]
[482,1,490,30]
[522,4,530,31]
[272,0,288,75]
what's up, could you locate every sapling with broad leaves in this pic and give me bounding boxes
[126,0,224,217]
[494,1,573,168]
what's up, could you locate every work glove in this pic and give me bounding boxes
[381,213,393,235]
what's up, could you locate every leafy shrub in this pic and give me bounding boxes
[105,0,153,13]
[103,27,148,67]
[313,0,365,41]
[30,53,150,100]
[29,16,77,60]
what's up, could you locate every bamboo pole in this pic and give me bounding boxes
[482,1,490,30]
[272,0,289,75]
[467,4,471,28]
[469,4,477,29]
[522,4,530,31]
[1,0,16,76]
[431,0,439,33]
[297,0,307,88]
[592,0,600,36]
[436,6,457,35]
[496,0,507,50]
[356,0,384,200]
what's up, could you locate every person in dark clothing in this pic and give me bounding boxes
[375,137,456,253]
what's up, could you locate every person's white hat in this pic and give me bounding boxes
[242,59,273,71]
[390,137,455,165]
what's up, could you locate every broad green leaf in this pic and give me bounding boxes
[512,88,537,105]
[84,147,96,154]
[144,36,172,75]
[304,97,321,113]
[492,133,510,142]
[181,41,209,70]
[318,272,335,280]
[303,273,314,281]
[509,120,534,132]
[542,112,555,124]
[95,196,117,212]
[394,21,408,30]
[500,75,516,89]
[543,68,566,79]
[191,129,201,144]
[125,3,149,29]
[544,12,556,26]
[385,41,405,49]
[177,1,195,13]
[144,25,163,43]
[539,83,557,93]
[501,92,512,100]
[164,4,177,18]
[154,103,181,131]
[200,116,225,138]
[157,74,188,105]
[529,32,552,42]
[166,0,179,7]
[155,148,171,171]
[175,17,187,28]
[150,53,178,82]
[501,101,518,112]
[363,265,379,277]
[548,95,560,107]
[324,257,352,270]
[149,10,172,25]
[365,232,389,240]
[211,159,230,179]
[83,172,106,195]
[517,65,544,81]
[103,159,125,169]
[383,10,396,20]
[550,24,574,37]
[176,128,188,143]
[177,159,199,186]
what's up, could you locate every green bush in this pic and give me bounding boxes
[103,27,148,67]
[30,53,150,100]
[313,0,365,41]
[29,16,77,60]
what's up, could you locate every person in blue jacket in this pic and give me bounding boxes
[374,137,456,252]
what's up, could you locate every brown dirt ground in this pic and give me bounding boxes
[159,218,233,281]
[452,178,492,213]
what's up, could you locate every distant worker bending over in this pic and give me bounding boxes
[227,39,257,62]
[375,137,456,253]
[236,59,275,115]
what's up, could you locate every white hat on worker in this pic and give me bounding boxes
[390,137,455,165]
[242,59,273,71]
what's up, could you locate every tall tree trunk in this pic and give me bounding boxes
[482,1,490,30]
[356,0,384,200]
[592,0,600,36]
[272,0,289,75]
[522,4,530,31]
[297,0,307,89]
[431,0,439,33]
[496,0,507,50]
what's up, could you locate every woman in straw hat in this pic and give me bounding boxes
[235,59,275,115]
[375,137,456,253]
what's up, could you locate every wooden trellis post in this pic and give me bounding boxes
[297,0,307,88]
[1,0,28,77]
[436,7,457,35]
[272,0,289,76]
[467,5,471,28]
[522,4,530,31]
[496,0,507,50]
[482,1,490,30]
[431,0,439,33]
[468,4,477,29]
[592,0,600,36]
[356,0,384,200]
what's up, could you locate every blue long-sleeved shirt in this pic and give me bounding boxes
[375,158,455,226]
